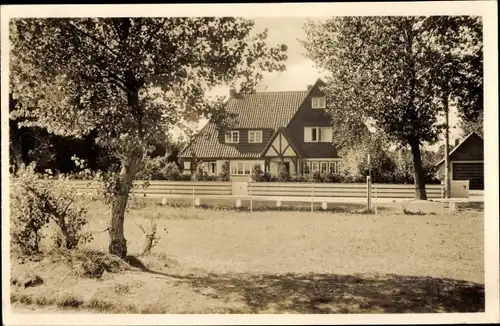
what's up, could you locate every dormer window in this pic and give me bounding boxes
[312,97,326,109]
[225,130,239,143]
[248,130,263,143]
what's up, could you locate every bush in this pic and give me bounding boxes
[289,174,311,182]
[10,164,93,254]
[135,156,168,180]
[164,162,181,180]
[322,172,343,183]
[218,161,230,181]
[192,164,219,181]
[134,214,166,256]
[276,163,290,182]
[251,164,266,182]
[311,170,322,183]
[10,165,50,255]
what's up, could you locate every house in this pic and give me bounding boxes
[179,79,341,181]
[435,132,484,190]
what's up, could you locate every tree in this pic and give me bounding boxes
[338,132,395,183]
[10,18,288,258]
[302,16,482,199]
[459,112,483,137]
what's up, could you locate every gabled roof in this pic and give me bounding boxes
[223,90,309,129]
[435,132,483,166]
[179,123,262,159]
[261,127,304,158]
[180,82,325,159]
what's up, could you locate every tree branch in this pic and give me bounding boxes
[68,22,121,59]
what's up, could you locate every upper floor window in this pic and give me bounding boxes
[248,130,263,143]
[225,130,239,143]
[304,127,333,143]
[311,97,326,109]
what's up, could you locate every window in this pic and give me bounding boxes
[312,97,326,109]
[311,161,320,172]
[183,161,191,170]
[321,162,328,174]
[303,160,340,175]
[230,161,261,175]
[248,130,263,143]
[303,162,310,175]
[328,161,338,174]
[304,127,333,143]
[225,131,239,143]
[207,162,217,175]
[312,128,318,142]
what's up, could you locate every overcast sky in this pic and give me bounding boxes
[186,17,460,146]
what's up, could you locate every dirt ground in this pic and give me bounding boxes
[9,200,484,314]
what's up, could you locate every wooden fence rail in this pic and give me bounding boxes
[58,180,444,200]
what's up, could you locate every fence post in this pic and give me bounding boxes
[366,176,372,212]
[311,183,314,213]
[249,182,253,214]
[441,185,444,216]
[192,184,195,208]
[374,186,378,214]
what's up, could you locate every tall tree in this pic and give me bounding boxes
[10,18,288,258]
[302,16,482,200]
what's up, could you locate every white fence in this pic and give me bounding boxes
[60,180,452,213]
[64,179,444,200]
[248,182,443,199]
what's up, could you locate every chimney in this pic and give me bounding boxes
[454,138,460,147]
[229,88,238,98]
[307,84,313,91]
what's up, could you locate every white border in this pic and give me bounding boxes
[1,2,498,325]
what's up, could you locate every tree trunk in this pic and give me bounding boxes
[109,76,143,258]
[9,141,23,174]
[108,155,141,258]
[409,139,428,200]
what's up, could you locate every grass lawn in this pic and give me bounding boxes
[10,199,484,314]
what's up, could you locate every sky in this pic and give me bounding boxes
[180,17,461,147]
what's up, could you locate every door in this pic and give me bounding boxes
[452,162,484,190]
[282,162,290,174]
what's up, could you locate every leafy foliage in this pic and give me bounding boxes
[10,17,288,257]
[337,134,396,183]
[276,163,290,182]
[218,161,231,181]
[10,164,93,255]
[302,16,482,199]
[251,163,266,182]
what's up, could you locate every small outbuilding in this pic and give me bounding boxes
[435,132,484,190]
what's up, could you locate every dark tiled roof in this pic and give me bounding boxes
[180,123,261,159]
[180,91,309,159]
[226,91,308,129]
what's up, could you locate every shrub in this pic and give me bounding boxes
[322,172,343,183]
[276,163,290,182]
[10,165,50,255]
[289,174,311,182]
[218,161,230,181]
[10,164,93,254]
[164,162,181,180]
[134,214,166,256]
[135,156,169,180]
[251,164,266,182]
[311,170,322,183]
